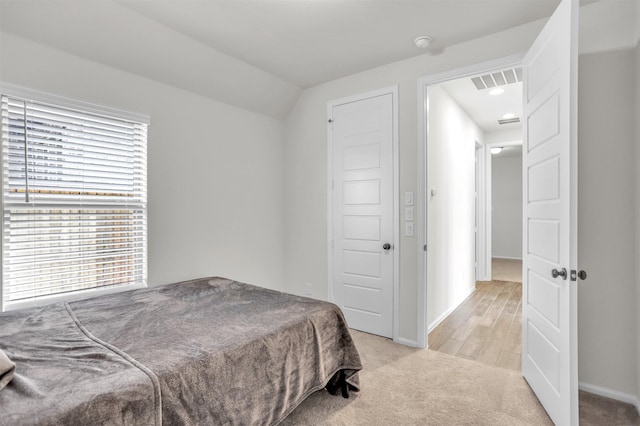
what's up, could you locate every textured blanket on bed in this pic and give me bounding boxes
[0,349,15,391]
[0,277,362,425]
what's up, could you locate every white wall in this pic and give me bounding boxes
[484,129,522,145]
[284,20,544,344]
[579,0,640,56]
[0,33,286,291]
[426,86,480,328]
[0,1,300,119]
[578,48,637,398]
[491,152,522,259]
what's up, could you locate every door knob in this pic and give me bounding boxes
[578,270,587,280]
[551,268,567,280]
[383,243,391,251]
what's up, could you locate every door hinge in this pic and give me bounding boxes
[328,118,333,123]
[423,244,427,252]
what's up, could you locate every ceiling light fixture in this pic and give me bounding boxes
[491,147,503,155]
[502,112,516,119]
[414,36,432,49]
[489,88,504,96]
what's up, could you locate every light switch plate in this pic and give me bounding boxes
[405,206,414,221]
[405,191,414,206]
[405,222,414,237]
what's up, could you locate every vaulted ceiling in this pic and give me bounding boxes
[3,0,633,120]
[116,0,562,88]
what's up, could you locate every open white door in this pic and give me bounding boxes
[522,0,578,424]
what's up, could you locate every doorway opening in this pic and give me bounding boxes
[422,66,524,371]
[418,2,580,422]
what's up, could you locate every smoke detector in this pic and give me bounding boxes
[414,36,432,49]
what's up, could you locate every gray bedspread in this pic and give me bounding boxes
[0,277,361,425]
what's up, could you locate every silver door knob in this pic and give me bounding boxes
[551,268,567,280]
[383,243,391,251]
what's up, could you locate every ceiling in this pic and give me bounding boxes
[440,73,523,134]
[1,2,632,143]
[0,0,563,89]
[6,0,630,119]
[494,145,522,158]
[115,0,562,88]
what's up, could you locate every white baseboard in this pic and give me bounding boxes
[492,255,523,260]
[579,382,640,413]
[427,286,475,333]
[394,336,419,348]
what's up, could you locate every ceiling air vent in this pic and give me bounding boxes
[471,68,522,90]
[498,117,520,125]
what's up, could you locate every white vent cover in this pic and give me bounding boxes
[498,117,521,125]
[471,68,522,90]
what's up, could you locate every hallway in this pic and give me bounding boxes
[428,277,522,371]
[428,258,522,370]
[427,257,639,424]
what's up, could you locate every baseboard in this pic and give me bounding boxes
[492,256,523,260]
[427,285,475,333]
[394,336,419,348]
[579,381,640,413]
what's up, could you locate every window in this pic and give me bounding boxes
[1,89,148,311]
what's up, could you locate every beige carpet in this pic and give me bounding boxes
[281,330,552,425]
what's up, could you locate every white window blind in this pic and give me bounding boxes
[1,94,147,310]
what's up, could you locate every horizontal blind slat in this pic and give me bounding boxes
[7,257,143,279]
[6,275,140,301]
[6,101,139,132]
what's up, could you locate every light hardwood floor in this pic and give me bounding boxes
[427,258,640,423]
[429,258,522,370]
[428,279,523,371]
[491,257,522,282]
[429,258,523,370]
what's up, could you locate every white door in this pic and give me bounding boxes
[522,0,578,424]
[330,92,394,338]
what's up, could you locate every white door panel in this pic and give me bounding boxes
[527,271,560,327]
[528,158,560,202]
[343,180,381,205]
[343,284,383,312]
[331,93,394,338]
[528,219,560,262]
[522,0,578,424]
[343,216,381,241]
[342,144,381,170]
[343,250,381,277]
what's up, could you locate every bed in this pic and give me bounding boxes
[0,277,362,425]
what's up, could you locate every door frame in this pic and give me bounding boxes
[416,54,524,349]
[475,140,493,282]
[327,85,400,343]
[475,141,486,282]
[483,138,524,278]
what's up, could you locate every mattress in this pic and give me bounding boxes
[0,277,362,425]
